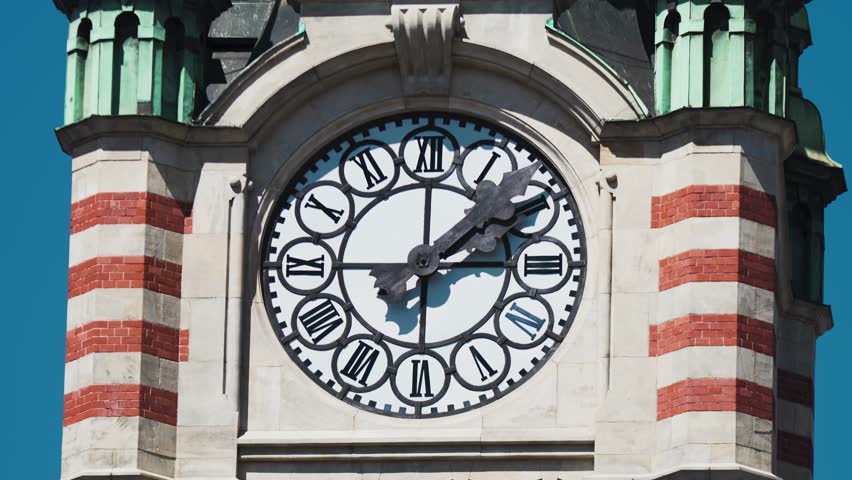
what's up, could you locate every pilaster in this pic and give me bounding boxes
[598,108,796,480]
[56,116,246,480]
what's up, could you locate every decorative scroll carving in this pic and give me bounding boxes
[389,3,462,96]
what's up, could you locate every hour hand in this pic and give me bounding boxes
[370,264,413,304]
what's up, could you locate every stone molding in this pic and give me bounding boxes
[389,3,462,96]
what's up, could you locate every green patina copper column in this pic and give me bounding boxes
[55,0,229,124]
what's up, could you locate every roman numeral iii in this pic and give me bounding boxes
[524,254,563,276]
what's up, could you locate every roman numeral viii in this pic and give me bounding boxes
[414,136,445,173]
[349,150,388,190]
[305,194,344,223]
[341,341,380,386]
[286,255,325,277]
[524,254,563,276]
[299,299,343,343]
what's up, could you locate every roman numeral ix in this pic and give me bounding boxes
[286,255,325,277]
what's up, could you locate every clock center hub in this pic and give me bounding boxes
[408,244,440,277]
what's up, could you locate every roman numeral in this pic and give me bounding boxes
[469,346,498,382]
[414,136,445,173]
[524,254,563,276]
[474,152,501,184]
[516,193,550,218]
[505,302,546,340]
[349,150,388,189]
[299,299,343,344]
[341,341,379,386]
[304,194,344,223]
[286,255,325,277]
[410,359,434,398]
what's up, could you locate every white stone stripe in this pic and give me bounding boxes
[656,282,774,325]
[67,289,181,330]
[61,417,176,467]
[64,352,178,395]
[657,346,774,389]
[70,155,195,204]
[776,399,814,438]
[653,150,772,197]
[657,217,775,260]
[69,224,184,267]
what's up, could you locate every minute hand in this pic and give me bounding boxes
[432,163,539,256]
[369,163,539,303]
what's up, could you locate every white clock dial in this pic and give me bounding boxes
[262,113,587,418]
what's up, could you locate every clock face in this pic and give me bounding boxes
[261,112,586,418]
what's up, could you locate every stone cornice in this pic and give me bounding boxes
[55,116,246,155]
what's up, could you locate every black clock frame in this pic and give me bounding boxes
[260,111,588,419]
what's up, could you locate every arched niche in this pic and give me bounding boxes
[112,12,140,115]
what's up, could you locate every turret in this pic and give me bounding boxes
[55,0,231,124]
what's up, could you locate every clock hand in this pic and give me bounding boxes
[370,163,540,303]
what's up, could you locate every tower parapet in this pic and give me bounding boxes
[55,0,231,124]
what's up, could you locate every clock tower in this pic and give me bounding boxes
[54,1,843,480]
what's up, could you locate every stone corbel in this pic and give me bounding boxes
[389,2,462,96]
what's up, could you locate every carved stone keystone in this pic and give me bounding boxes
[389,2,462,96]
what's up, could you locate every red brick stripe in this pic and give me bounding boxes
[649,314,774,357]
[778,370,814,408]
[657,379,773,421]
[68,256,182,299]
[65,321,181,363]
[70,192,192,235]
[63,384,177,427]
[651,185,776,228]
[778,431,813,469]
[179,330,190,362]
[659,249,775,292]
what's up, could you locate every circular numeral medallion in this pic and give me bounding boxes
[262,113,587,418]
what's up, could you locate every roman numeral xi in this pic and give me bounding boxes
[349,150,387,190]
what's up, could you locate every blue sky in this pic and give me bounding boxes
[1,2,849,477]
